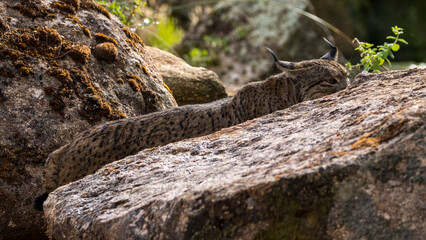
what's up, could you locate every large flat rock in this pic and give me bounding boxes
[45,69,425,239]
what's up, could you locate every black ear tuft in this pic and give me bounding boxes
[33,193,49,211]
[320,37,338,61]
[266,47,279,62]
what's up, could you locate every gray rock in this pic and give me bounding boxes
[146,46,227,105]
[44,68,425,239]
[0,0,176,239]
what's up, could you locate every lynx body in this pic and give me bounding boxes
[35,39,348,210]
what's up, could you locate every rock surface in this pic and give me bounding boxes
[146,46,227,105]
[45,68,425,239]
[0,0,176,239]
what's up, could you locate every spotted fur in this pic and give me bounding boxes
[35,46,348,211]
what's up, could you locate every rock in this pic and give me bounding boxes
[176,0,333,92]
[44,68,425,239]
[0,0,177,239]
[146,46,227,105]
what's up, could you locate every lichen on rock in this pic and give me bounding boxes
[0,0,176,239]
[93,42,117,63]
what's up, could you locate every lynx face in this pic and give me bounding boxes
[290,59,348,101]
[266,38,348,102]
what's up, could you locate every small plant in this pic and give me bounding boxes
[145,17,184,51]
[96,0,156,28]
[183,35,228,67]
[346,26,408,73]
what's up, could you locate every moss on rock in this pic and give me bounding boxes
[94,32,118,46]
[93,42,117,63]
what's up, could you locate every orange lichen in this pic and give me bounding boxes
[81,0,111,19]
[351,118,406,150]
[122,27,145,55]
[70,67,126,121]
[69,44,91,64]
[141,65,151,76]
[0,8,128,122]
[51,1,77,15]
[123,73,159,112]
[127,78,140,92]
[0,26,91,66]
[125,74,143,91]
[19,66,31,76]
[79,24,91,37]
[162,81,173,95]
[93,42,117,63]
[125,74,142,82]
[117,78,124,84]
[63,0,81,9]
[122,27,143,45]
[48,68,72,84]
[94,33,118,46]
[12,1,54,19]
[1,26,62,64]
[72,16,79,24]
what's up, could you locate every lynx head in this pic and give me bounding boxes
[266,38,348,102]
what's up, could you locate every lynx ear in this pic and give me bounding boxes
[320,38,338,61]
[266,47,295,70]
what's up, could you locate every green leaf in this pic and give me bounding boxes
[392,28,398,35]
[386,58,391,66]
[398,38,408,44]
[392,26,403,35]
[386,36,396,40]
[345,62,352,68]
[372,59,380,67]
[363,63,370,71]
[391,43,400,51]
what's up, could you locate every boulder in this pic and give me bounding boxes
[0,0,176,239]
[44,68,425,239]
[146,46,227,105]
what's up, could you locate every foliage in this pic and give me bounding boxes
[346,26,408,73]
[96,1,184,54]
[183,35,228,67]
[184,48,210,67]
[96,0,156,27]
[144,17,184,52]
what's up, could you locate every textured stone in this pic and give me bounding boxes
[146,46,227,105]
[44,68,425,239]
[40,57,347,199]
[0,0,176,239]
